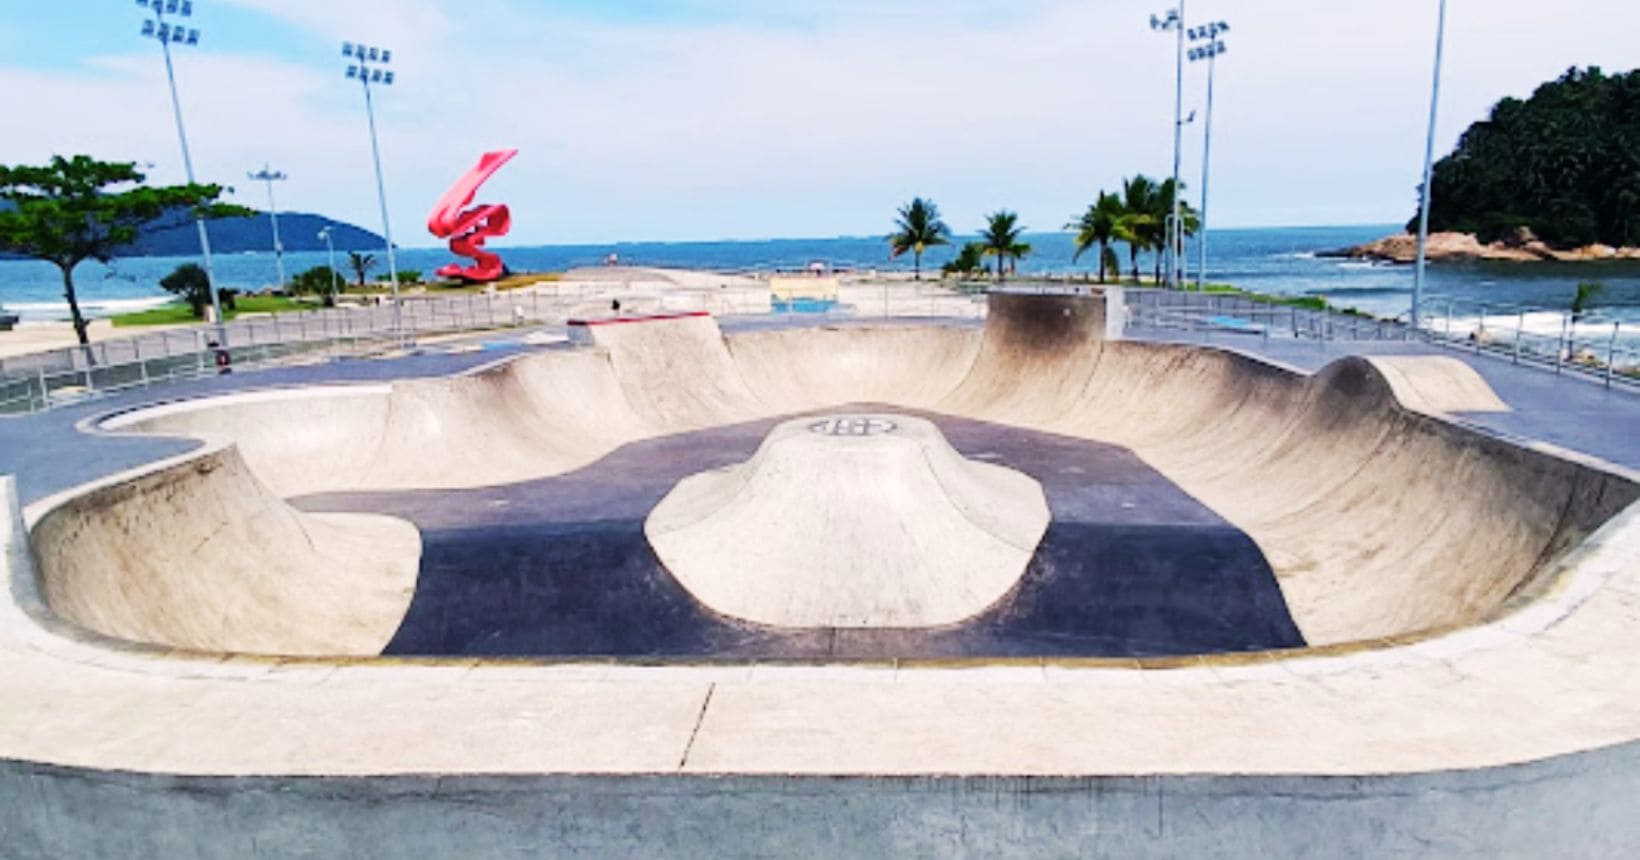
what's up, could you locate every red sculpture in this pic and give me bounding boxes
[428,149,518,282]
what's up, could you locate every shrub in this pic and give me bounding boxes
[159,263,211,317]
[291,265,344,296]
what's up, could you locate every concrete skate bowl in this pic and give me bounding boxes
[24,294,1640,663]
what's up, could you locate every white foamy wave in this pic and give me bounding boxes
[1436,310,1640,351]
[4,296,176,323]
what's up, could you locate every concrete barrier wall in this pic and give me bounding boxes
[3,748,1640,859]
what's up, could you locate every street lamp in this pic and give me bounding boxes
[317,226,341,305]
[1188,21,1229,291]
[1412,0,1449,333]
[343,42,401,332]
[135,0,223,325]
[1150,4,1187,289]
[248,165,288,290]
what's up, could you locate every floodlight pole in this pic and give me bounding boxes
[344,45,402,337]
[1152,4,1187,289]
[249,165,288,290]
[1412,0,1448,334]
[1190,23,1229,291]
[140,0,223,327]
[319,226,341,303]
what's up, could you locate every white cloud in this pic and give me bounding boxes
[2,0,1636,244]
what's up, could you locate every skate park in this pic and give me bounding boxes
[2,288,1640,856]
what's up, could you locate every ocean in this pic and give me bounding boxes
[2,224,1637,340]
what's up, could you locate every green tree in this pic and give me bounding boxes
[0,155,240,345]
[1068,191,1125,283]
[1116,176,1161,283]
[1422,67,1640,248]
[292,265,344,299]
[979,211,1032,282]
[1572,281,1605,322]
[159,263,213,317]
[888,198,953,281]
[942,242,988,277]
[347,251,377,288]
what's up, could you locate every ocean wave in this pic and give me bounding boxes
[5,296,176,322]
[1303,286,1407,296]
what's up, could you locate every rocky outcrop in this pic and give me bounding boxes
[1327,231,1640,264]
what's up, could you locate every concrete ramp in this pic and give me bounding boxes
[1366,355,1511,416]
[940,292,1107,426]
[27,443,419,656]
[578,312,766,430]
[646,415,1050,628]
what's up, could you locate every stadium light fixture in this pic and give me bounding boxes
[1151,4,1187,288]
[1188,21,1229,291]
[248,166,289,290]
[135,0,222,325]
[342,40,403,332]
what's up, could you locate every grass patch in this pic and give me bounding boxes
[1197,284,1376,318]
[418,272,565,293]
[111,295,315,327]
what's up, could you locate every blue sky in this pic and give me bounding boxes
[2,1,1636,247]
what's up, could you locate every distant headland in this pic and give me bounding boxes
[1325,230,1640,264]
[1338,66,1639,265]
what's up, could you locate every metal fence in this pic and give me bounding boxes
[1125,289,1409,342]
[1418,300,1638,390]
[0,289,588,415]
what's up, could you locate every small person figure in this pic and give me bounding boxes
[611,298,622,315]
[208,340,233,375]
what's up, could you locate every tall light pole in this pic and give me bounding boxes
[318,226,341,304]
[343,43,401,333]
[1151,4,1186,289]
[248,165,288,290]
[1189,21,1229,291]
[1412,0,1449,333]
[136,0,223,326]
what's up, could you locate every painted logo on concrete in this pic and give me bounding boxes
[807,416,899,437]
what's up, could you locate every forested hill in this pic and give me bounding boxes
[131,209,387,256]
[0,208,387,260]
[1421,67,1639,249]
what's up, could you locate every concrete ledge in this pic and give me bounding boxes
[3,747,1639,859]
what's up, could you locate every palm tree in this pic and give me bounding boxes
[980,211,1032,282]
[346,251,377,288]
[888,198,953,281]
[1152,178,1201,286]
[1067,191,1125,283]
[1118,176,1161,283]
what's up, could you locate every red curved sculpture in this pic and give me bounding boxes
[428,149,518,282]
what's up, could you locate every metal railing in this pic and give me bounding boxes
[1418,300,1638,389]
[1126,289,1409,342]
[0,287,607,415]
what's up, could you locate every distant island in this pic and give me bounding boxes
[1337,67,1639,264]
[131,209,387,256]
[0,208,386,261]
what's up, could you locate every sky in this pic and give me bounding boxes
[1,1,1636,247]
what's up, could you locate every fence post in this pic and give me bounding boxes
[1607,322,1620,389]
[1556,313,1569,375]
[1513,312,1524,364]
